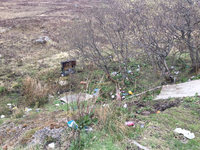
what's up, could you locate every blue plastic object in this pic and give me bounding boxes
[67,120,78,129]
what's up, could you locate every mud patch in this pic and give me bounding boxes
[152,99,181,111]
[127,99,181,115]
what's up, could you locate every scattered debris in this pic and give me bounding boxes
[1,115,5,119]
[85,127,93,133]
[111,95,115,99]
[61,60,76,76]
[80,81,87,84]
[128,91,133,95]
[125,121,134,126]
[103,104,109,107]
[123,104,127,108]
[191,76,195,79]
[156,111,160,114]
[174,71,180,75]
[122,93,128,96]
[171,66,175,69]
[67,120,78,129]
[55,104,60,107]
[93,89,100,97]
[127,70,132,74]
[116,93,121,100]
[174,128,195,139]
[111,72,117,76]
[7,103,12,109]
[36,108,41,113]
[35,36,50,44]
[141,124,145,128]
[48,142,55,149]
[25,107,32,113]
[12,107,17,110]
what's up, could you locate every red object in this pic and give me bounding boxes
[125,121,134,126]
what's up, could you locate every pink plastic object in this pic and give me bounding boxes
[125,121,134,126]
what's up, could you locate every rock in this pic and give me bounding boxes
[141,111,150,116]
[48,142,55,149]
[35,36,50,44]
[29,127,65,146]
[0,27,11,33]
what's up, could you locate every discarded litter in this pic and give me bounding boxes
[12,107,17,110]
[80,81,87,84]
[7,103,12,109]
[25,107,32,112]
[141,124,145,128]
[127,70,132,74]
[67,120,78,129]
[93,89,100,97]
[123,104,127,108]
[191,76,195,79]
[60,60,76,76]
[36,108,41,113]
[1,115,5,119]
[122,96,125,99]
[125,121,134,126]
[171,66,175,69]
[122,93,128,96]
[174,128,195,139]
[111,95,115,99]
[103,104,109,107]
[55,104,60,107]
[174,71,180,75]
[156,111,160,114]
[85,127,93,133]
[116,93,121,100]
[111,72,117,76]
[48,142,55,149]
[128,91,133,95]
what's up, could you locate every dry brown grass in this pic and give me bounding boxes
[22,76,50,107]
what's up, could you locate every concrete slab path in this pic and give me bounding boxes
[154,80,200,100]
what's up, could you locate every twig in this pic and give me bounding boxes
[130,140,150,150]
[125,86,162,100]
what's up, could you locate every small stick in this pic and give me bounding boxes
[130,140,150,150]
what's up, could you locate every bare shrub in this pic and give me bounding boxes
[22,76,49,107]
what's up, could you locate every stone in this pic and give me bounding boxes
[35,36,50,44]
[48,142,55,149]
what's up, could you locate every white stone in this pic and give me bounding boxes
[48,142,55,149]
